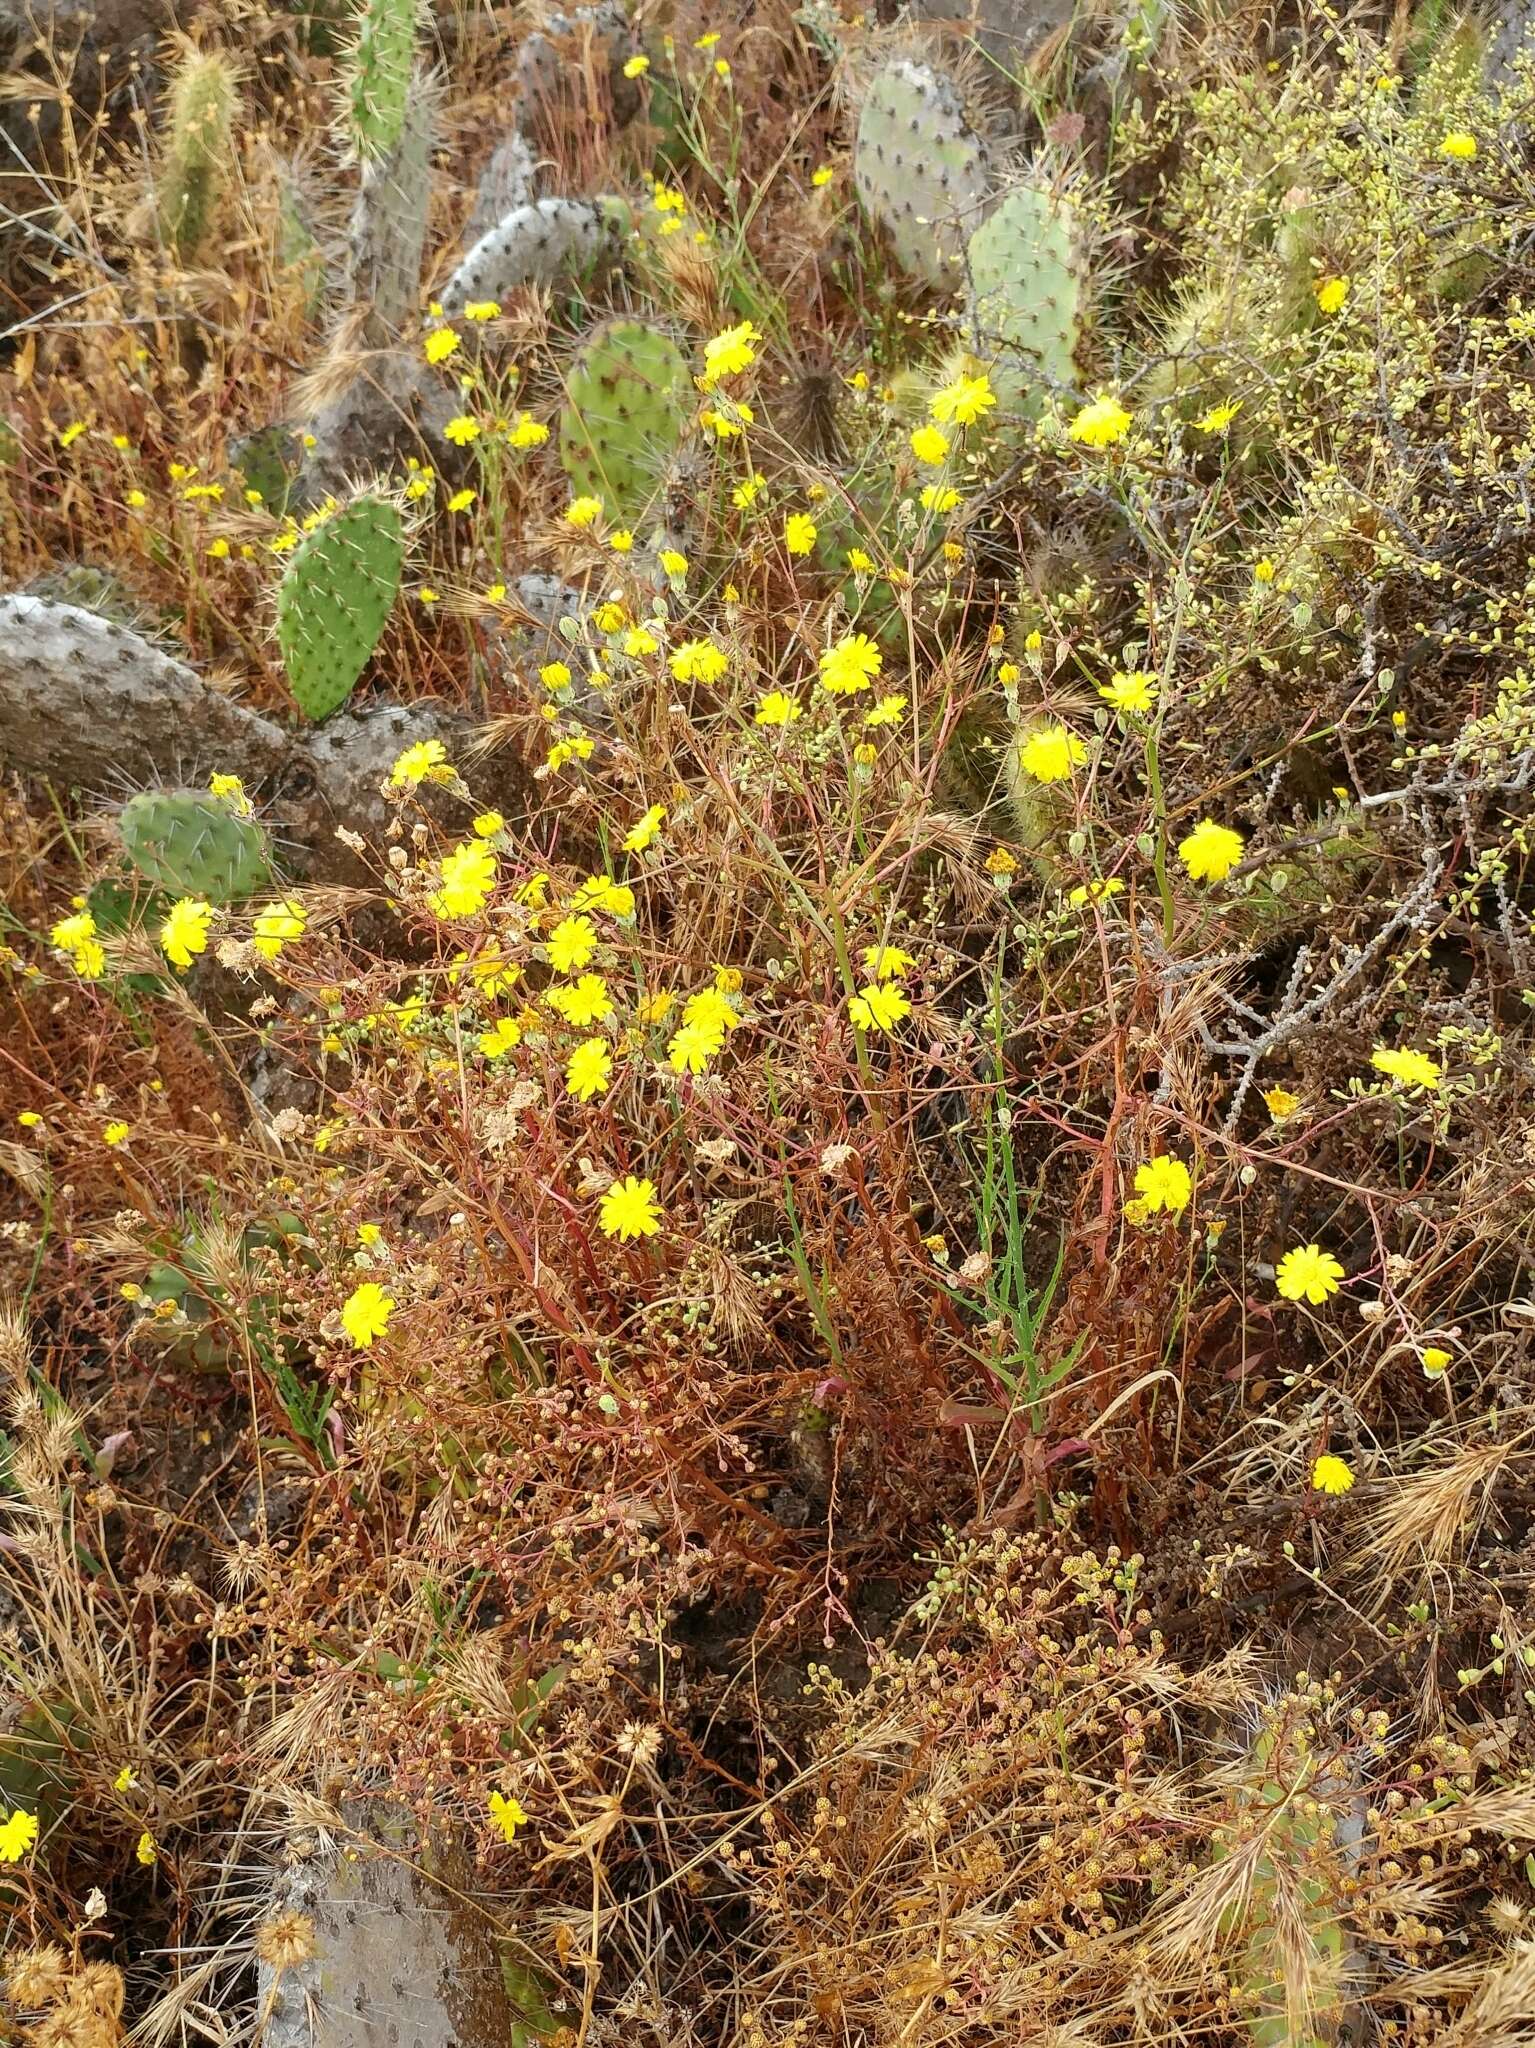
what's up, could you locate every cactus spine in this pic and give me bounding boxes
[119,789,273,904]
[853,60,991,288]
[276,494,405,722]
[439,197,629,315]
[558,319,691,522]
[158,46,240,261]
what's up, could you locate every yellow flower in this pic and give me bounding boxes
[658,549,688,577]
[847,983,910,1033]
[1068,396,1131,448]
[160,897,213,971]
[700,319,761,388]
[1262,1085,1300,1122]
[418,587,440,605]
[390,738,453,787]
[126,489,148,509]
[464,299,502,321]
[1314,275,1349,316]
[986,846,1018,876]
[424,326,460,365]
[919,484,960,514]
[909,424,950,465]
[113,1765,139,1791]
[754,690,801,726]
[565,1037,613,1101]
[931,371,995,427]
[341,1280,394,1348]
[784,512,817,556]
[731,472,765,509]
[570,875,634,917]
[1370,1046,1441,1091]
[811,163,833,187]
[623,803,667,852]
[1253,557,1276,582]
[1440,130,1477,160]
[444,414,480,445]
[638,989,674,1025]
[651,182,686,214]
[1177,818,1244,882]
[1017,724,1086,784]
[847,547,876,573]
[447,488,476,513]
[1422,1346,1453,1378]
[607,529,633,553]
[1310,1453,1354,1495]
[506,413,549,448]
[547,914,598,973]
[622,52,649,77]
[206,536,230,559]
[252,899,307,960]
[622,625,658,657]
[667,1020,721,1074]
[545,974,612,1028]
[135,1830,158,1866]
[670,639,729,684]
[861,944,915,981]
[565,495,603,529]
[356,1224,383,1247]
[546,735,595,770]
[473,811,504,838]
[539,661,572,691]
[0,1808,38,1862]
[1132,1154,1191,1216]
[58,421,86,448]
[102,1120,131,1146]
[683,986,739,1037]
[599,1174,663,1241]
[1068,877,1124,906]
[17,1112,40,1129]
[865,693,907,727]
[431,839,498,919]
[1275,1243,1345,1305]
[479,1016,523,1058]
[1194,400,1242,433]
[1100,670,1156,715]
[819,631,882,696]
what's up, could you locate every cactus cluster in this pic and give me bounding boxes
[276,494,405,722]
[118,788,273,904]
[853,59,992,288]
[966,184,1084,408]
[439,196,629,314]
[157,47,240,261]
[558,319,691,522]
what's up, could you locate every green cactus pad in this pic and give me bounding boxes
[276,495,404,722]
[119,789,273,904]
[342,0,420,158]
[966,185,1083,404]
[558,319,691,522]
[854,60,991,288]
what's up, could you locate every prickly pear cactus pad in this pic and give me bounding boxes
[439,197,628,313]
[558,320,691,522]
[276,495,405,723]
[118,789,272,904]
[966,184,1083,401]
[853,59,992,288]
[343,0,420,158]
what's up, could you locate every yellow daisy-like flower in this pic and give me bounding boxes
[1177,818,1244,882]
[819,631,882,696]
[667,1019,722,1074]
[865,693,907,727]
[1314,275,1349,316]
[160,897,213,971]
[444,414,480,445]
[430,839,498,919]
[566,1037,613,1101]
[623,804,667,852]
[489,1791,527,1841]
[1132,1154,1192,1216]
[919,484,960,514]
[1440,130,1477,160]
[424,326,460,365]
[545,974,612,1028]
[754,690,801,726]
[252,899,307,960]
[547,914,598,973]
[599,1174,663,1241]
[506,413,549,449]
[658,549,688,577]
[861,944,915,981]
[0,1808,38,1862]
[1194,399,1242,432]
[478,1016,523,1058]
[464,299,501,321]
[1421,1346,1453,1379]
[390,738,453,788]
[930,371,995,426]
[341,1280,394,1348]
[732,472,765,509]
[565,495,603,530]
[1099,670,1156,715]
[700,319,761,389]
[1370,1046,1441,1091]
[103,1121,131,1146]
[670,639,729,684]
[909,424,950,465]
[447,488,476,513]
[1262,1085,1300,1122]
[784,512,817,556]
[135,1830,158,1866]
[1017,724,1086,784]
[622,52,649,78]
[1068,396,1131,448]
[847,983,910,1033]
[1310,1453,1354,1495]
[1275,1243,1345,1306]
